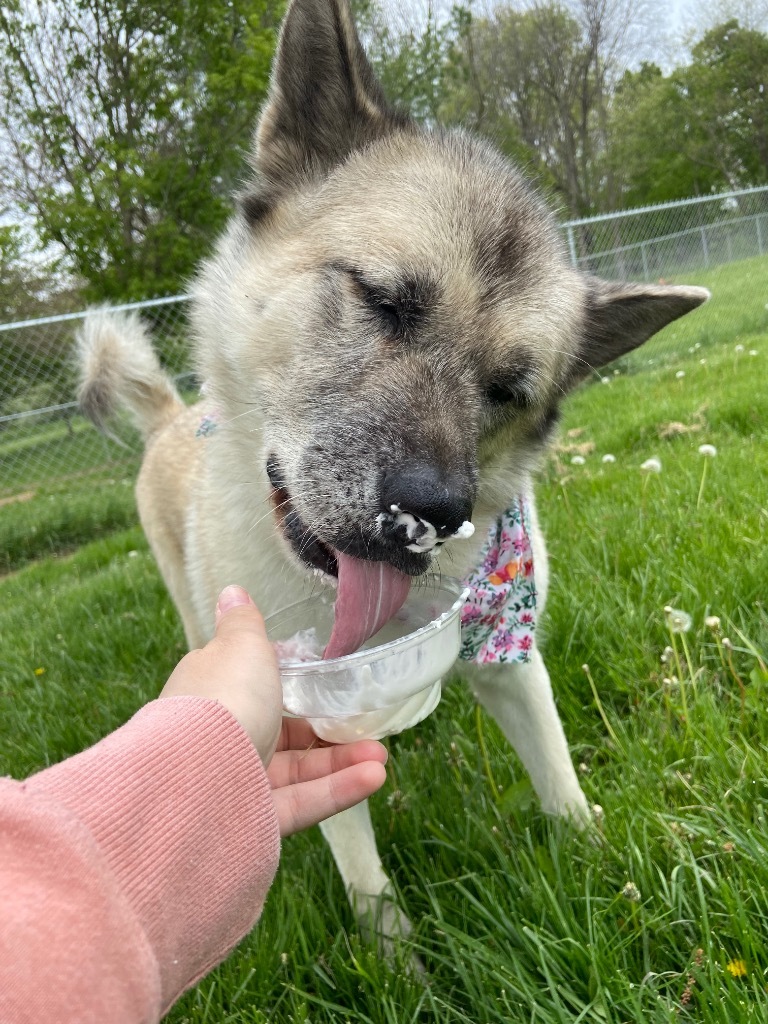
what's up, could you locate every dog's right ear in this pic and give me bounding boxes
[240,0,411,223]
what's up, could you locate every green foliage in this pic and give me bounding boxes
[608,20,768,205]
[0,0,283,301]
[360,4,768,215]
[439,4,607,214]
[0,224,72,321]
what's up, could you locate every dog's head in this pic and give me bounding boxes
[193,0,708,652]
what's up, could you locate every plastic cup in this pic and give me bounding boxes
[265,577,468,742]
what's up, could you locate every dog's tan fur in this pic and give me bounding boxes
[78,0,708,946]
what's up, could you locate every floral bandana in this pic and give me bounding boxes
[459,498,536,664]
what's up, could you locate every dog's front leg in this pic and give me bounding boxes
[319,799,413,954]
[468,646,590,825]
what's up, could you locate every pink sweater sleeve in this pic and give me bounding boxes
[0,696,281,1024]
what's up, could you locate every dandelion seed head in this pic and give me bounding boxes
[749,349,758,356]
[592,804,604,821]
[570,455,586,465]
[676,370,686,379]
[640,457,662,473]
[602,453,616,463]
[665,607,692,633]
[621,881,641,902]
[735,344,744,353]
[386,789,409,812]
[698,444,717,457]
[601,376,610,384]
[704,615,721,631]
[722,637,733,650]
[700,358,707,365]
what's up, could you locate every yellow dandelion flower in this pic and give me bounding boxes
[34,667,45,676]
[726,959,747,978]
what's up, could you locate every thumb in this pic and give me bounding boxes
[213,585,279,671]
[214,585,267,637]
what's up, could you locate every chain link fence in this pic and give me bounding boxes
[0,296,191,501]
[1,185,767,503]
[561,185,768,282]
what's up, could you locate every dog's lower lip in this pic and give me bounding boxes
[268,475,338,578]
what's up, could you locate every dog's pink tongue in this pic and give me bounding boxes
[324,551,412,659]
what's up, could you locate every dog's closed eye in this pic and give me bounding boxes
[368,295,403,336]
[484,361,537,409]
[340,266,431,340]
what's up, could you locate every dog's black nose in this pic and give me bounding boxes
[381,463,473,538]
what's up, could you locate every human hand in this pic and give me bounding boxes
[267,718,387,836]
[160,586,388,835]
[160,585,283,763]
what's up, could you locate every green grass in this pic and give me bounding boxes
[1,255,767,1022]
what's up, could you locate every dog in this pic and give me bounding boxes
[77,0,708,946]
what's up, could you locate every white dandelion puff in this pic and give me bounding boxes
[735,344,745,353]
[704,615,721,631]
[622,881,641,902]
[697,444,717,506]
[676,370,686,379]
[664,606,692,634]
[641,457,662,473]
[602,453,616,463]
[749,349,758,356]
[571,455,586,465]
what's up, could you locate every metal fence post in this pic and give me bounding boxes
[701,227,709,268]
[640,242,649,281]
[566,225,578,267]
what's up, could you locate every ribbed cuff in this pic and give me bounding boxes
[26,697,281,1009]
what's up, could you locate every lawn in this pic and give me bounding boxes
[1,255,767,1022]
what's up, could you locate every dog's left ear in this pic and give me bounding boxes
[569,278,710,383]
[241,0,411,223]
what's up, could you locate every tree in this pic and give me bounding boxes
[353,0,463,124]
[608,63,722,206]
[683,20,768,187]
[0,0,283,302]
[608,21,768,205]
[436,0,661,217]
[0,224,71,321]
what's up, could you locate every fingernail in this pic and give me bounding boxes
[216,585,252,615]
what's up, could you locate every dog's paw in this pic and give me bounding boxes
[353,888,425,974]
[541,787,593,829]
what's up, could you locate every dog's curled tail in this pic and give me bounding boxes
[76,307,183,443]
